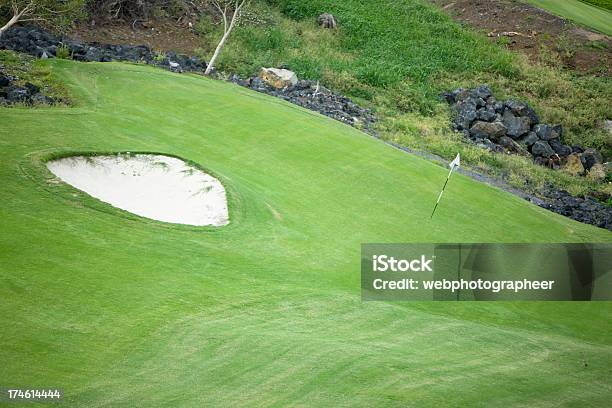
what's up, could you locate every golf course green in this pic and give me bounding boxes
[523,0,612,35]
[1,59,611,406]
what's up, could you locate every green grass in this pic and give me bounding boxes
[197,0,611,196]
[580,0,612,11]
[522,0,612,35]
[0,50,72,104]
[1,59,611,406]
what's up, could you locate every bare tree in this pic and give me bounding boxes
[0,1,34,38]
[0,0,83,39]
[203,0,247,76]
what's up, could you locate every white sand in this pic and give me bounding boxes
[46,154,229,226]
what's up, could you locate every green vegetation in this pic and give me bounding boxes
[580,0,612,11]
[0,58,611,406]
[0,50,71,104]
[522,0,612,35]
[56,43,72,59]
[0,0,86,34]
[196,0,611,197]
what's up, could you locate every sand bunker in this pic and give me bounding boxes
[46,154,229,226]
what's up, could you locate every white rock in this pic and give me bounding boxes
[260,68,298,89]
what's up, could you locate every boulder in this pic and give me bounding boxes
[472,85,492,100]
[499,136,529,156]
[453,101,477,131]
[476,106,496,122]
[532,140,555,158]
[505,100,539,125]
[580,148,603,171]
[502,109,531,138]
[318,13,337,29]
[4,85,30,103]
[561,153,585,176]
[0,74,10,87]
[587,163,606,182]
[549,139,572,157]
[260,68,298,89]
[469,120,507,141]
[518,132,538,147]
[534,124,562,141]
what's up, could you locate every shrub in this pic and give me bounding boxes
[56,43,71,59]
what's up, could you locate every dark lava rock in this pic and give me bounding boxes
[472,84,492,100]
[532,140,555,157]
[476,106,496,122]
[231,74,377,134]
[505,99,539,125]
[0,74,10,87]
[539,185,612,231]
[469,120,507,141]
[453,100,478,131]
[534,124,561,141]
[581,148,603,171]
[502,109,531,139]
[0,26,207,74]
[518,132,538,147]
[549,139,572,157]
[4,85,30,103]
[444,85,603,178]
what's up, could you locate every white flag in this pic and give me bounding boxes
[447,153,460,178]
[432,153,460,218]
[449,153,460,170]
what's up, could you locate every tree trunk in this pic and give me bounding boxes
[0,11,23,40]
[204,1,244,76]
[204,29,231,76]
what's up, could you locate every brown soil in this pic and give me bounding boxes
[68,19,203,55]
[430,0,611,75]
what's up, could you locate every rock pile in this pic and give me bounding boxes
[0,70,54,105]
[442,85,606,180]
[539,185,612,230]
[0,26,375,132]
[0,26,206,73]
[229,71,376,133]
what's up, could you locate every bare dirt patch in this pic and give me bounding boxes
[431,0,611,75]
[68,18,202,55]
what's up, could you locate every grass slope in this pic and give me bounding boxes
[1,60,611,407]
[523,0,612,35]
[201,0,612,197]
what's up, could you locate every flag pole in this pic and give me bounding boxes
[431,154,460,219]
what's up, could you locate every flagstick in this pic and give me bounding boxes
[431,155,460,219]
